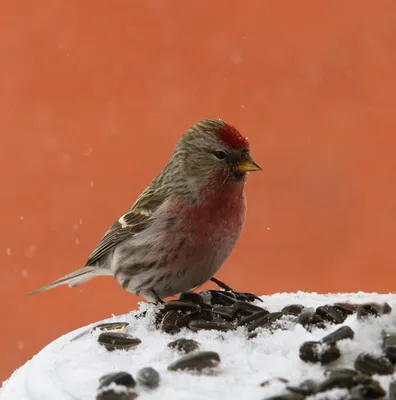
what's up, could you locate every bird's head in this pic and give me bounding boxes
[174,119,261,189]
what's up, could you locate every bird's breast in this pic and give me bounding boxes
[170,186,247,263]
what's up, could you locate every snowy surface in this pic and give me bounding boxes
[2,292,396,400]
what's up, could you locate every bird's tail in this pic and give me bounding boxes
[27,266,112,296]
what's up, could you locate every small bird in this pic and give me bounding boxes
[28,119,261,302]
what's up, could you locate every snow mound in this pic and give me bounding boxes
[1,292,396,400]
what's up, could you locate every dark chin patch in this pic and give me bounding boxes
[232,170,246,181]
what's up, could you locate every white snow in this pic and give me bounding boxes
[1,292,396,400]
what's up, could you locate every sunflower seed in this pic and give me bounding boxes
[281,304,305,316]
[316,305,346,324]
[96,390,138,400]
[321,326,354,344]
[356,302,392,319]
[332,302,357,315]
[238,309,271,326]
[175,309,213,328]
[298,308,325,329]
[317,374,357,392]
[163,301,200,312]
[98,332,141,351]
[286,379,318,395]
[94,322,130,332]
[99,372,136,389]
[264,394,304,400]
[71,322,129,342]
[188,320,234,332]
[247,311,284,332]
[136,367,160,389]
[179,292,204,304]
[354,353,394,375]
[349,382,386,399]
[324,368,359,378]
[167,338,200,353]
[382,333,396,362]
[160,310,181,334]
[234,301,266,315]
[299,341,340,365]
[168,351,220,371]
[212,306,237,321]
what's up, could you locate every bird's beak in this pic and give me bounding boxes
[235,156,262,173]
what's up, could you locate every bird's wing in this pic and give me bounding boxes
[85,187,165,266]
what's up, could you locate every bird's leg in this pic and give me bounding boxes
[150,289,165,304]
[210,277,235,292]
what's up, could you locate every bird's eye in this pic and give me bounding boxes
[213,151,227,160]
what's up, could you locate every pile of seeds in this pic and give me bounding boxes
[87,290,396,399]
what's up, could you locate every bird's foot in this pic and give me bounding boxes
[150,289,165,304]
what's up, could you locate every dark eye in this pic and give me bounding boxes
[213,151,227,160]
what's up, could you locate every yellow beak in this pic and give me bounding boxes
[236,158,262,173]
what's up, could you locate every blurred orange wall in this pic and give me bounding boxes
[1,0,396,383]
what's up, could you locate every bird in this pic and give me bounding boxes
[28,119,261,303]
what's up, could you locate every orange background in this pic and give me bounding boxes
[1,0,396,383]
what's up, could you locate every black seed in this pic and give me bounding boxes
[349,382,386,399]
[281,304,305,316]
[168,351,220,371]
[212,306,237,321]
[299,341,340,365]
[332,302,358,315]
[324,368,359,378]
[71,321,131,342]
[382,333,396,362]
[160,311,181,334]
[163,301,200,312]
[316,305,346,324]
[260,377,289,387]
[175,309,214,328]
[389,381,396,400]
[99,372,136,389]
[321,326,354,344]
[248,331,258,339]
[98,332,141,351]
[354,353,394,375]
[200,302,214,310]
[167,338,200,353]
[353,374,379,386]
[247,311,284,332]
[93,322,129,332]
[286,379,318,395]
[188,320,234,332]
[317,375,357,392]
[136,367,160,389]
[96,390,138,400]
[234,301,266,315]
[264,394,304,400]
[179,292,204,305]
[298,308,325,328]
[238,309,270,326]
[357,302,392,319]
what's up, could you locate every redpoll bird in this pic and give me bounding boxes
[28,119,261,302]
